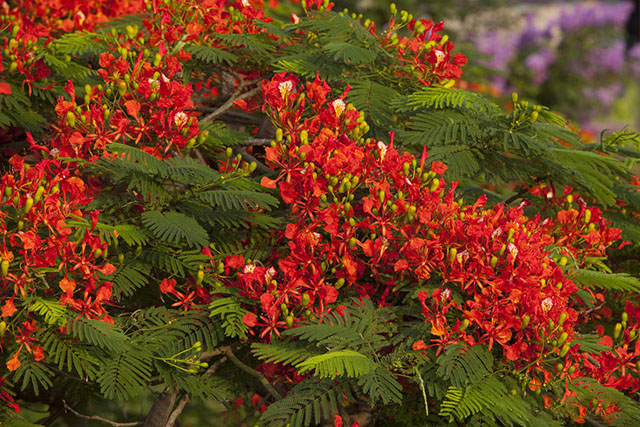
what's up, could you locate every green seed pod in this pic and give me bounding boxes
[559,343,570,357]
[302,293,310,306]
[336,278,345,289]
[460,318,469,332]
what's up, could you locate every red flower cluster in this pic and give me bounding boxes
[196,72,636,420]
[380,15,468,85]
[0,154,116,372]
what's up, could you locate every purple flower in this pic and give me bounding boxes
[525,48,555,84]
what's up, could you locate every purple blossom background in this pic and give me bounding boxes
[464,1,639,131]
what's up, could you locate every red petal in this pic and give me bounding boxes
[0,82,11,95]
[1,298,17,317]
[59,278,77,294]
[261,176,278,189]
[124,100,141,117]
[242,312,258,327]
[6,353,20,371]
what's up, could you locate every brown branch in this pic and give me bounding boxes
[63,401,143,427]
[224,347,283,400]
[578,301,607,317]
[503,186,530,205]
[503,176,549,205]
[234,148,272,175]
[143,390,177,427]
[243,138,273,146]
[165,394,191,427]
[201,86,261,123]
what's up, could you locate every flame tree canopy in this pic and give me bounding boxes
[1,0,640,425]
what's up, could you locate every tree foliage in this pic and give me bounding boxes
[0,0,639,426]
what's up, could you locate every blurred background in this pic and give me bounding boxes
[336,0,640,138]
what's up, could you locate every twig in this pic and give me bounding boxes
[165,394,191,427]
[201,87,261,123]
[503,186,529,205]
[224,347,283,400]
[578,301,607,317]
[63,401,143,427]
[503,176,549,205]
[243,138,273,146]
[235,148,272,174]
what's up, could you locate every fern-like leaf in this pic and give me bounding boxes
[141,210,209,248]
[97,348,152,400]
[571,269,640,292]
[297,349,377,379]
[436,344,494,387]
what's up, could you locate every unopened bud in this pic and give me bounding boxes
[614,323,622,339]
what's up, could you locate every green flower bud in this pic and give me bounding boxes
[430,178,440,192]
[1,260,9,278]
[614,323,622,339]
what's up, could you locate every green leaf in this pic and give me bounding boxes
[297,349,377,379]
[141,210,209,248]
[571,269,640,292]
[324,42,376,64]
[185,44,238,65]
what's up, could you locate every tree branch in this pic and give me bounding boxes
[224,347,283,400]
[201,87,261,123]
[234,148,272,174]
[165,393,191,427]
[243,138,273,146]
[143,389,177,427]
[63,401,143,427]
